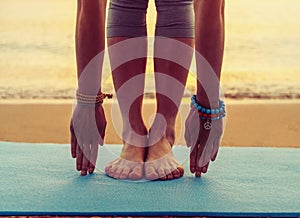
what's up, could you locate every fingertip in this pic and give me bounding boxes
[202,163,209,173]
[89,167,95,174]
[211,151,218,161]
[190,166,196,173]
[190,148,197,173]
[81,170,87,176]
[71,137,77,158]
[195,171,201,177]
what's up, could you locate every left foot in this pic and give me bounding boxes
[105,143,146,180]
[145,135,184,181]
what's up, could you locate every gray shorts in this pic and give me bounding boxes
[107,0,194,38]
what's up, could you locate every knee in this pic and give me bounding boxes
[107,0,149,37]
[194,0,225,27]
[79,0,107,14]
[155,0,194,38]
[195,0,224,16]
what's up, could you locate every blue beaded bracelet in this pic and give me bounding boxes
[191,95,225,114]
[191,95,226,130]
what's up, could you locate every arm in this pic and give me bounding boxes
[70,0,108,176]
[185,0,225,177]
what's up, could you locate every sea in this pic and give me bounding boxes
[0,0,300,100]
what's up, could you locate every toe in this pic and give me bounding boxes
[158,168,166,180]
[166,173,173,180]
[108,166,117,178]
[128,164,143,180]
[105,165,112,174]
[164,169,173,180]
[114,167,124,179]
[145,166,159,180]
[172,169,181,179]
[119,167,130,180]
[178,166,184,176]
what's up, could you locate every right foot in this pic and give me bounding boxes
[145,135,184,181]
[105,143,146,180]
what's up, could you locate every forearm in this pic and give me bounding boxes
[76,0,107,94]
[194,0,225,107]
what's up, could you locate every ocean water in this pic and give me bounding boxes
[0,0,300,99]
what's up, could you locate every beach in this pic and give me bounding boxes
[1,99,299,148]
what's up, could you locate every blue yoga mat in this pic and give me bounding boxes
[0,142,299,217]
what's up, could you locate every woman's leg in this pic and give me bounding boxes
[105,0,149,180]
[145,0,195,180]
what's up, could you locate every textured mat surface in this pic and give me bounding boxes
[0,142,299,217]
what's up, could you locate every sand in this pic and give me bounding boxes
[0,99,299,148]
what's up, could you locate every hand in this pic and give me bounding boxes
[184,106,223,177]
[70,104,107,176]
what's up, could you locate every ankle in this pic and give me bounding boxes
[165,127,175,146]
[122,123,148,147]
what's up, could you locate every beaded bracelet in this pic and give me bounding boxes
[76,90,113,106]
[191,95,226,130]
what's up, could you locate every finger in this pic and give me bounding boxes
[184,119,191,147]
[70,128,77,158]
[197,147,210,171]
[202,162,209,174]
[197,127,216,166]
[196,142,206,168]
[211,150,219,162]
[95,108,106,146]
[99,123,106,146]
[76,144,83,171]
[190,145,197,173]
[81,144,91,176]
[195,164,202,178]
[88,143,99,174]
[211,137,221,161]
[195,143,207,177]
[195,169,201,178]
[185,110,200,148]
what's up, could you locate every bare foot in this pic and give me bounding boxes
[145,136,184,181]
[105,143,146,180]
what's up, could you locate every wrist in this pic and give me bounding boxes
[191,95,226,129]
[195,93,220,108]
[77,87,102,96]
[196,85,220,107]
[76,90,113,106]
